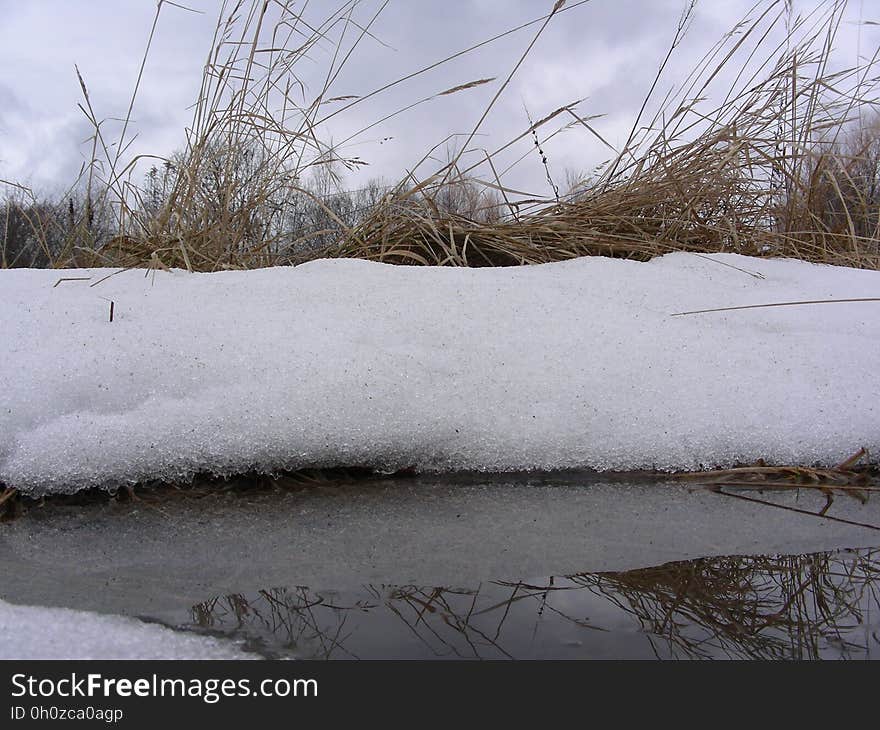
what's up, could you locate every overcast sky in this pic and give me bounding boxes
[0,0,877,198]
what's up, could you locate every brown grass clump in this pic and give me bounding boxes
[676,447,876,489]
[672,447,879,525]
[326,1,880,268]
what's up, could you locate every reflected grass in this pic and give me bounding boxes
[571,550,880,659]
[188,547,880,660]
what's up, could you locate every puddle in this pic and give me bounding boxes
[2,474,879,658]
[186,548,880,660]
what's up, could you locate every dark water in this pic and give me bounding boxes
[185,547,880,660]
[4,474,880,659]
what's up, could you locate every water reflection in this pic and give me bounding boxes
[189,548,880,659]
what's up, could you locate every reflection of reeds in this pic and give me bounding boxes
[378,586,505,658]
[189,548,880,659]
[569,550,880,659]
[191,587,373,659]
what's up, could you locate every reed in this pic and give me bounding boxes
[3,0,878,272]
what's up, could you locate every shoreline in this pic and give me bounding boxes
[3,453,877,520]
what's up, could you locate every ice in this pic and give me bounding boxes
[0,598,250,659]
[1,252,878,495]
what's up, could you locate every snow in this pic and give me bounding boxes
[1,252,878,495]
[0,598,250,659]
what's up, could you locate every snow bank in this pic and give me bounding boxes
[1,253,878,495]
[0,599,249,659]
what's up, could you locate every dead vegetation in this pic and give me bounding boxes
[676,447,876,494]
[2,0,879,272]
[670,447,879,530]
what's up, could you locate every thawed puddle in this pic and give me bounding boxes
[2,474,879,659]
[187,548,880,659]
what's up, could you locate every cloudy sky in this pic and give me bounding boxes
[0,0,876,198]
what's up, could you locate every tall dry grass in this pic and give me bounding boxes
[330,0,880,268]
[2,0,879,271]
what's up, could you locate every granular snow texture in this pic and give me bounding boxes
[1,253,878,495]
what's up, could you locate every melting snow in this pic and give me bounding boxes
[1,253,878,495]
[0,599,249,659]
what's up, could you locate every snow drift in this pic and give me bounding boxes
[0,598,249,659]
[1,253,878,496]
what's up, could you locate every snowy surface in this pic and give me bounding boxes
[0,598,250,659]
[1,253,878,495]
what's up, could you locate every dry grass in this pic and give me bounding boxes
[321,0,880,269]
[675,447,876,492]
[669,447,879,530]
[2,0,878,272]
